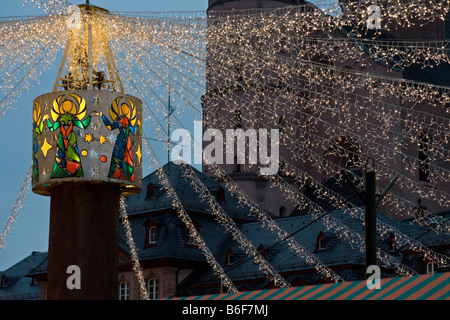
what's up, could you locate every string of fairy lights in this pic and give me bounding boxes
[0,0,449,293]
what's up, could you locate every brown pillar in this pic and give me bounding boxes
[47,182,120,300]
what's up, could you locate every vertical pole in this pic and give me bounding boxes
[47,183,120,299]
[168,84,171,165]
[364,170,377,277]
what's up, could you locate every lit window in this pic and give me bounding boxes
[147,278,159,300]
[119,281,129,300]
[426,262,437,275]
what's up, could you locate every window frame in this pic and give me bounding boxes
[144,219,158,248]
[226,249,235,266]
[426,262,437,275]
[147,277,159,300]
[119,280,130,300]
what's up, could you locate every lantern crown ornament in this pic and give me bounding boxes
[32,4,142,197]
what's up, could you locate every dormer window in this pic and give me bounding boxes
[185,221,201,247]
[145,183,155,200]
[387,234,396,253]
[426,262,437,275]
[144,219,158,248]
[226,249,235,266]
[148,227,157,244]
[216,187,226,203]
[317,232,326,251]
[1,275,6,288]
[254,245,265,263]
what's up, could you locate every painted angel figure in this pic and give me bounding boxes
[101,97,137,182]
[47,94,91,178]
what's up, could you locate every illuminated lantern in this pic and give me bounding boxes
[32,90,142,196]
[31,4,142,300]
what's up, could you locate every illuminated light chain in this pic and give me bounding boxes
[0,4,448,279]
[207,16,450,69]
[263,172,418,276]
[179,162,291,289]
[203,43,450,213]
[117,59,233,294]
[110,61,237,292]
[202,83,449,231]
[199,110,422,275]
[0,15,66,114]
[23,0,71,14]
[119,197,149,300]
[109,8,450,218]
[0,165,32,253]
[206,0,450,37]
[142,136,238,294]
[200,90,448,270]
[208,162,344,283]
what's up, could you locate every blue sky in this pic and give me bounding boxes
[0,0,208,271]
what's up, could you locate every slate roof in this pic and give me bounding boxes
[0,251,46,300]
[2,163,448,299]
[178,208,450,295]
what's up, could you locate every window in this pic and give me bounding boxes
[256,245,265,261]
[144,219,158,247]
[145,183,154,200]
[147,278,159,300]
[1,275,6,288]
[387,234,396,253]
[216,187,226,203]
[426,262,437,275]
[226,249,235,266]
[317,232,326,251]
[119,281,129,300]
[185,228,196,246]
[148,226,157,244]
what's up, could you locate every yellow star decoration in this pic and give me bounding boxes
[41,138,52,158]
[99,135,107,145]
[136,146,142,164]
[84,133,93,143]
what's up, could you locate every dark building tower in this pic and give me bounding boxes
[203,0,450,220]
[203,0,308,217]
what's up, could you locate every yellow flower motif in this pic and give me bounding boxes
[99,135,107,145]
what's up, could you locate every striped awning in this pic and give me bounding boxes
[176,272,449,300]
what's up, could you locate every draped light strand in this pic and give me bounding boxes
[143,136,238,294]
[180,162,291,288]
[0,165,32,253]
[119,197,149,300]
